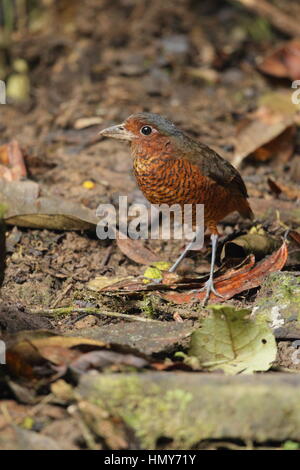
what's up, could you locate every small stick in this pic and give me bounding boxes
[30,306,161,323]
[50,283,73,309]
[99,244,113,269]
[233,0,300,37]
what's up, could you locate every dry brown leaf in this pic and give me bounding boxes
[289,230,300,246]
[0,141,27,181]
[206,255,255,283]
[6,332,108,378]
[267,177,282,197]
[233,92,298,167]
[1,180,98,230]
[252,126,295,165]
[93,254,256,295]
[88,275,135,291]
[161,241,288,304]
[268,178,300,200]
[221,232,280,261]
[69,350,148,374]
[258,40,300,80]
[116,235,160,265]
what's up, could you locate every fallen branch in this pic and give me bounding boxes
[30,306,161,323]
[78,372,300,448]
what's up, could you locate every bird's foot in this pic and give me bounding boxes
[193,278,224,306]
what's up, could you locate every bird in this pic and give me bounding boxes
[99,112,254,304]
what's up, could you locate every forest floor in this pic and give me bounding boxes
[1,0,300,450]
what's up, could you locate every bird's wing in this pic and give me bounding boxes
[185,140,249,198]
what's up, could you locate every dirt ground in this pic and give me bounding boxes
[1,0,300,450]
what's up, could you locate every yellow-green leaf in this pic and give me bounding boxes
[188,305,277,375]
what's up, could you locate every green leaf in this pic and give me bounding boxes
[143,261,171,284]
[282,440,300,450]
[151,261,171,270]
[143,266,163,283]
[188,305,277,375]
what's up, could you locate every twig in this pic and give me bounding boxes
[99,244,113,269]
[30,306,161,323]
[68,406,99,450]
[233,0,300,37]
[50,283,73,309]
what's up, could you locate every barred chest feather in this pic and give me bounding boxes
[130,136,243,224]
[132,149,241,225]
[133,153,210,206]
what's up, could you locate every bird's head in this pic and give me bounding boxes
[99,112,182,145]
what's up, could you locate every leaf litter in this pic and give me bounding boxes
[1,0,300,450]
[88,240,288,304]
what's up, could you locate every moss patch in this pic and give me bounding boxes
[78,372,300,449]
[252,272,300,335]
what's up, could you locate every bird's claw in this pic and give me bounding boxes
[192,278,224,306]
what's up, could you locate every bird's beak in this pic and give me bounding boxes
[98,123,134,141]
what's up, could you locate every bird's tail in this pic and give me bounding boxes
[238,198,254,220]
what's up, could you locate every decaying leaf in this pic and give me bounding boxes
[116,236,160,265]
[187,305,277,374]
[88,275,136,291]
[208,255,256,284]
[69,350,148,374]
[5,327,153,381]
[221,228,280,261]
[0,180,98,230]
[162,241,288,304]
[268,177,300,200]
[6,331,108,379]
[267,177,282,197]
[89,240,287,303]
[251,126,295,165]
[289,230,300,246]
[88,254,255,296]
[233,92,298,167]
[258,40,300,80]
[0,140,27,182]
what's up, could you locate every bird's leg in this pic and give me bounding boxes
[145,232,199,284]
[168,234,197,273]
[199,231,224,306]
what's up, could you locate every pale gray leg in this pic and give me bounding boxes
[201,233,224,305]
[145,234,197,284]
[168,234,197,273]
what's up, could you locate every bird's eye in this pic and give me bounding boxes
[141,125,152,136]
